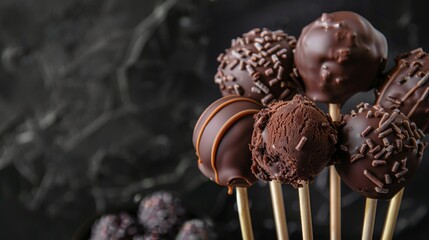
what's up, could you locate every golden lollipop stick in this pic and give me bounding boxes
[298,181,314,240]
[381,188,404,240]
[236,187,254,240]
[269,181,289,240]
[362,198,378,240]
[329,104,341,240]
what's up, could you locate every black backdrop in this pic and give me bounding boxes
[0,0,428,239]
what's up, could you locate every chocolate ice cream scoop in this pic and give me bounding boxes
[250,94,338,187]
[294,11,388,103]
[335,104,426,199]
[376,48,429,133]
[192,96,262,192]
[215,28,301,106]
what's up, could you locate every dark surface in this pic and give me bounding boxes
[0,0,428,239]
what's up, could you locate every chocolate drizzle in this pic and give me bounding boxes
[215,28,301,106]
[335,104,427,199]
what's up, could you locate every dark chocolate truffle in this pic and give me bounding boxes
[294,11,388,103]
[138,191,187,237]
[215,28,301,106]
[193,96,262,192]
[250,95,338,187]
[176,219,215,240]
[335,104,426,199]
[376,48,429,133]
[90,212,144,240]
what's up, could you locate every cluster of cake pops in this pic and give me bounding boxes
[192,11,428,240]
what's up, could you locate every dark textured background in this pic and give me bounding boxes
[0,0,428,239]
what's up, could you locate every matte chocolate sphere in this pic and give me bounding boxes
[335,104,426,199]
[250,95,338,187]
[215,28,301,106]
[294,11,388,103]
[376,48,429,133]
[192,96,262,192]
[138,191,187,237]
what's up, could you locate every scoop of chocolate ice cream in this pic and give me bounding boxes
[250,95,338,187]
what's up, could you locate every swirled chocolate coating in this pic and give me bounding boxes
[250,95,337,187]
[215,28,301,106]
[376,48,429,133]
[335,104,426,199]
[294,11,388,103]
[192,96,262,191]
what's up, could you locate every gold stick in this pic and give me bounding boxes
[362,198,378,240]
[236,187,254,240]
[298,181,314,240]
[329,103,341,240]
[269,181,289,240]
[381,188,404,240]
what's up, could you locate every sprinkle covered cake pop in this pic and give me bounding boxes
[250,94,338,187]
[215,28,301,106]
[192,96,262,192]
[335,104,426,199]
[376,48,429,133]
[294,11,388,103]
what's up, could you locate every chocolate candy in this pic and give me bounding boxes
[376,48,429,133]
[335,104,426,199]
[250,95,338,187]
[192,96,262,192]
[215,28,301,106]
[176,219,216,240]
[294,11,388,103]
[138,191,187,237]
[90,212,144,240]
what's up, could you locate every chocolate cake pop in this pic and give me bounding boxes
[192,96,262,192]
[250,94,338,187]
[138,191,187,237]
[215,28,301,106]
[294,11,388,103]
[335,104,426,199]
[376,48,429,133]
[90,212,144,240]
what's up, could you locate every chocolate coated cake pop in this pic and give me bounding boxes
[335,104,426,199]
[294,11,388,103]
[193,96,262,192]
[215,28,301,106]
[376,48,429,133]
[250,95,338,187]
